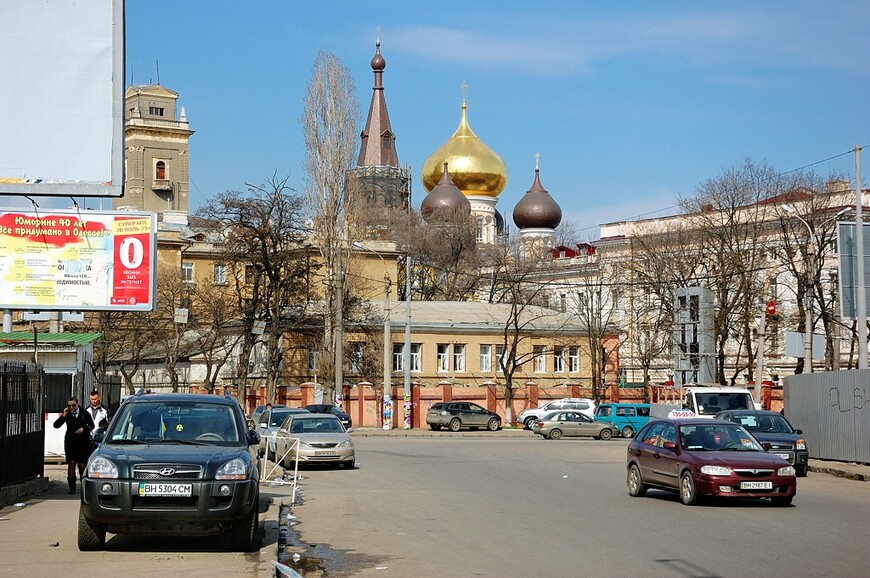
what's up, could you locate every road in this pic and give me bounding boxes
[1,436,867,577]
[285,435,870,577]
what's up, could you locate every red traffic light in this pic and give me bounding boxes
[766,300,776,316]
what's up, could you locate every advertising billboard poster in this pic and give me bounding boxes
[0,209,156,311]
[0,0,125,197]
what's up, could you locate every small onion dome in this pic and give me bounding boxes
[420,99,508,198]
[371,39,385,71]
[512,166,562,230]
[420,162,471,222]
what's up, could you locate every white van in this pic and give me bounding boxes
[651,385,759,419]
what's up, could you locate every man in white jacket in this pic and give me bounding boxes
[86,389,110,434]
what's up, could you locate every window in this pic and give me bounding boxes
[213,264,227,285]
[559,293,567,312]
[410,344,421,373]
[155,160,167,180]
[495,344,506,372]
[181,262,194,283]
[479,344,492,373]
[476,218,486,243]
[382,137,391,149]
[148,106,164,116]
[349,342,364,373]
[554,347,565,373]
[568,346,580,373]
[392,344,403,372]
[437,344,449,372]
[453,344,466,372]
[392,344,421,372]
[533,345,546,372]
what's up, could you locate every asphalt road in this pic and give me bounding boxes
[286,435,870,577]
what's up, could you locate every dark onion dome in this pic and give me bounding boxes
[371,39,385,71]
[420,162,471,222]
[512,165,562,230]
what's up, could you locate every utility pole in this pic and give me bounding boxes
[383,272,392,430]
[755,299,765,405]
[334,249,344,403]
[855,145,867,369]
[403,255,412,429]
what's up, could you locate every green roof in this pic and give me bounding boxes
[0,332,102,347]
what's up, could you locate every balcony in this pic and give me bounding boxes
[152,179,173,192]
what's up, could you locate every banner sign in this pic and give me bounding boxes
[0,209,156,311]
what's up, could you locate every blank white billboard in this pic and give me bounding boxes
[0,0,124,197]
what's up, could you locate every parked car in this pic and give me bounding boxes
[79,392,262,551]
[595,403,651,438]
[303,404,352,430]
[426,402,502,432]
[518,398,596,430]
[274,413,355,469]
[626,418,797,506]
[714,409,809,476]
[257,407,310,460]
[532,410,614,440]
[248,403,286,428]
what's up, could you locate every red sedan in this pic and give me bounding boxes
[626,418,797,506]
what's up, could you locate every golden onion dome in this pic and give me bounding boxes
[420,100,508,198]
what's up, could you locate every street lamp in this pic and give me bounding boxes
[782,204,849,373]
[351,241,393,430]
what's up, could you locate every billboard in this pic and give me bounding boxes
[0,0,125,197]
[0,209,156,311]
[836,221,870,320]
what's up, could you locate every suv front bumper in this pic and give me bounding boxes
[80,477,257,536]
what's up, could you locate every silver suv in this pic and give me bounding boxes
[518,398,596,430]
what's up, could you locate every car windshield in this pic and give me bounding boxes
[289,418,345,434]
[107,401,240,445]
[269,411,292,427]
[694,392,753,415]
[733,414,795,434]
[679,423,762,452]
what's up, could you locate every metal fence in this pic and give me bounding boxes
[783,370,870,464]
[0,362,44,487]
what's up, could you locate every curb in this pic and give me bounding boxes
[0,476,51,508]
[808,463,870,482]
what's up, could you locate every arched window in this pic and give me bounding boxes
[476,217,486,243]
[155,161,166,180]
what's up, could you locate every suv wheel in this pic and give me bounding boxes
[524,417,537,430]
[449,418,462,432]
[77,508,106,551]
[227,498,260,552]
[486,417,500,431]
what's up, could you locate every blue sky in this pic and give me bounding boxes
[121,0,868,240]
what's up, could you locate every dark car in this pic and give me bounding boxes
[303,404,352,430]
[426,401,502,432]
[248,403,287,428]
[626,418,797,506]
[714,410,809,476]
[79,392,262,551]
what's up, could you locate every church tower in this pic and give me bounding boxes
[118,84,193,222]
[420,90,507,245]
[347,38,412,234]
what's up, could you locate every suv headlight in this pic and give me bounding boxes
[778,466,796,476]
[700,465,732,476]
[795,438,806,450]
[87,456,118,479]
[216,458,248,480]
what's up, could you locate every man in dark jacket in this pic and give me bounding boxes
[53,397,95,494]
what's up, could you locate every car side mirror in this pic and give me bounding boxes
[795,429,803,435]
[248,430,261,446]
[93,428,105,443]
[662,441,676,451]
[761,442,772,451]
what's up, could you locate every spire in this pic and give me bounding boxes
[357,36,399,167]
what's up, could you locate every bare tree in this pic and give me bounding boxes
[197,175,316,406]
[301,51,361,402]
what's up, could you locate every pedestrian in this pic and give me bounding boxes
[86,390,110,432]
[53,397,95,494]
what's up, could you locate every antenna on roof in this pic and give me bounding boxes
[156,60,160,85]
